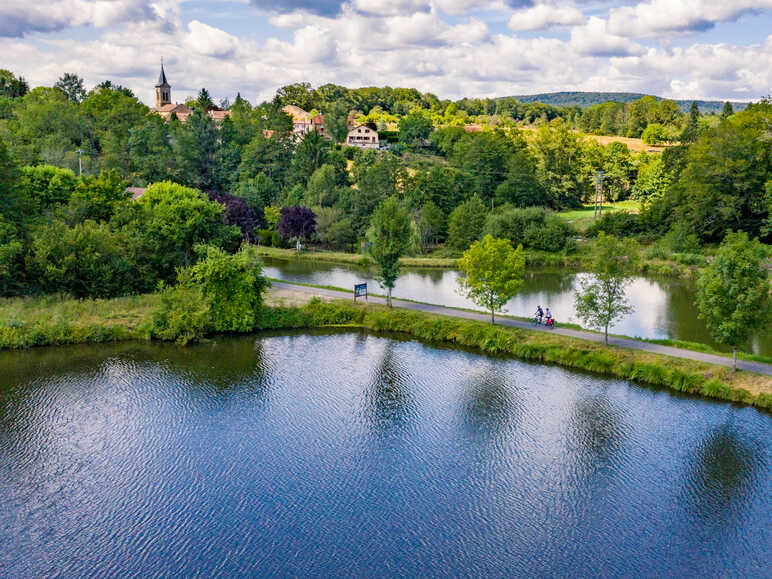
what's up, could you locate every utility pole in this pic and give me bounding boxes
[76,149,83,177]
[593,171,604,218]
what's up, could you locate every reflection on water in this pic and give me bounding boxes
[263,257,772,355]
[365,340,415,428]
[0,333,770,577]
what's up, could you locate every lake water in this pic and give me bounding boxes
[262,257,772,356]
[1,332,770,577]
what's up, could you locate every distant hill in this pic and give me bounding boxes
[510,91,749,113]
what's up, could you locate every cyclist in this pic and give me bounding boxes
[545,308,553,327]
[535,305,544,325]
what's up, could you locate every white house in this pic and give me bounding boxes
[346,124,379,149]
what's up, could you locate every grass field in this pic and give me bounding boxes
[556,199,641,232]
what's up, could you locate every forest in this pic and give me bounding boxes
[0,69,769,301]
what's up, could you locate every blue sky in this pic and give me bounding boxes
[1,0,770,107]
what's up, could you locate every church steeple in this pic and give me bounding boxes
[155,61,171,109]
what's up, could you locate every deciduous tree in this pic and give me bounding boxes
[370,197,411,307]
[574,232,639,344]
[457,234,525,324]
[696,231,770,369]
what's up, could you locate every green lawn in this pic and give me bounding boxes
[557,200,640,232]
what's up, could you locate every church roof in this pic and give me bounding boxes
[156,103,189,113]
[156,64,169,87]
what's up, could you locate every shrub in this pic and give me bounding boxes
[585,211,643,238]
[151,245,269,342]
[483,206,575,252]
[151,284,210,345]
[663,222,701,253]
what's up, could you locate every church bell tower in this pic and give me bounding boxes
[155,61,171,109]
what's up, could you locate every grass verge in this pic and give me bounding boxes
[1,294,769,410]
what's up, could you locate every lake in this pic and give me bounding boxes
[1,332,770,576]
[262,257,772,356]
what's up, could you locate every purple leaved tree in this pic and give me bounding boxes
[206,191,263,242]
[279,206,316,252]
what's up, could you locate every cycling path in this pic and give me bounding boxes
[271,281,772,376]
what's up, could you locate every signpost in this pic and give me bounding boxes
[354,283,367,302]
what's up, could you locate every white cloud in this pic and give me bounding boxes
[607,0,772,38]
[0,0,163,37]
[185,20,240,58]
[0,0,770,107]
[571,17,645,57]
[508,3,585,31]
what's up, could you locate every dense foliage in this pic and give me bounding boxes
[0,69,768,303]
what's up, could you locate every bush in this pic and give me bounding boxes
[447,195,487,250]
[151,245,269,342]
[151,284,210,345]
[483,206,575,252]
[663,222,701,253]
[585,211,643,238]
[257,229,274,246]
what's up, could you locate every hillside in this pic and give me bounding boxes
[510,91,749,113]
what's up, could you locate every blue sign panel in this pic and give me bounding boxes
[354,283,367,301]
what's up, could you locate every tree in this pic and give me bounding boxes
[54,73,87,103]
[0,69,28,98]
[196,88,215,111]
[531,119,588,208]
[641,123,668,145]
[290,130,330,185]
[721,101,734,119]
[370,197,412,307]
[398,111,433,146]
[417,201,445,247]
[447,195,487,249]
[680,101,700,143]
[174,109,219,191]
[457,234,525,324]
[304,164,339,206]
[664,102,771,242]
[0,134,26,219]
[324,100,351,143]
[279,206,316,251]
[574,232,639,344]
[122,181,240,282]
[696,231,770,370]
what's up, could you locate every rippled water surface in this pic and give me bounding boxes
[263,257,772,355]
[1,332,770,577]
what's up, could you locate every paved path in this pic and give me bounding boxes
[272,281,772,376]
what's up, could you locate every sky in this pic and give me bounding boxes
[1,0,771,107]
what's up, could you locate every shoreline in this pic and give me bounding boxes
[2,291,770,411]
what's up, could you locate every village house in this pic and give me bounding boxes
[346,124,379,149]
[281,105,324,137]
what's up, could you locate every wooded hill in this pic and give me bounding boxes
[510,92,749,113]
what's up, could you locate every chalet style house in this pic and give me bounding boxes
[346,124,379,148]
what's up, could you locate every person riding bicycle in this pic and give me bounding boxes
[535,305,544,324]
[545,308,553,327]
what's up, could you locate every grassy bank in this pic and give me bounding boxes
[257,246,459,268]
[1,293,770,410]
